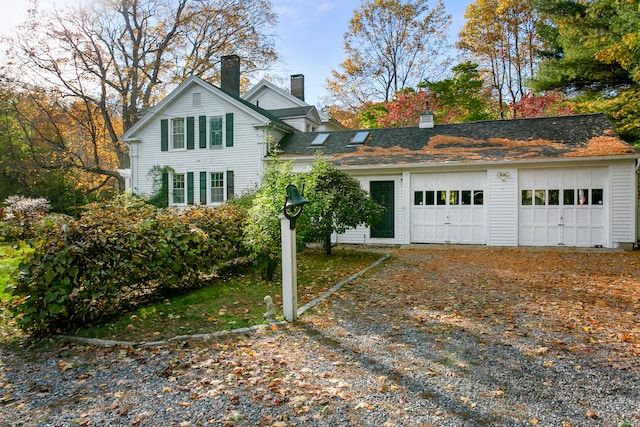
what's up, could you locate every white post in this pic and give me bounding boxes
[280,214,298,322]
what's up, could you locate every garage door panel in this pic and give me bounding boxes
[472,209,484,223]
[533,209,547,223]
[519,168,608,247]
[591,209,605,225]
[449,208,461,223]
[575,227,592,245]
[576,209,591,225]
[411,172,486,244]
[590,227,605,245]
[547,226,562,246]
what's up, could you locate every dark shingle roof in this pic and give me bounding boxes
[215,86,298,133]
[269,106,316,119]
[278,113,638,167]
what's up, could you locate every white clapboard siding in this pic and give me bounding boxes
[243,82,304,110]
[610,162,636,244]
[335,175,405,245]
[486,168,518,246]
[130,84,270,201]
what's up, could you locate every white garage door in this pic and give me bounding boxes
[411,172,486,244]
[519,168,607,247]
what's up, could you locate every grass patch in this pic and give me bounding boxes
[0,243,33,343]
[0,244,32,301]
[76,247,383,343]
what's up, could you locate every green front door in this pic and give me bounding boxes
[371,181,394,238]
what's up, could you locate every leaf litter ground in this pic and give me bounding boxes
[1,245,639,426]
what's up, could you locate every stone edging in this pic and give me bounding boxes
[58,252,390,348]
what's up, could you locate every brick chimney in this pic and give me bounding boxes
[291,74,305,101]
[221,54,240,97]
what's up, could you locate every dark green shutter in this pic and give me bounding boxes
[161,119,168,151]
[226,170,234,200]
[198,116,207,149]
[187,172,194,205]
[162,172,169,206]
[199,171,207,204]
[187,116,195,150]
[225,113,234,147]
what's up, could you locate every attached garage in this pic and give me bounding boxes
[279,113,640,249]
[519,168,607,247]
[411,171,486,244]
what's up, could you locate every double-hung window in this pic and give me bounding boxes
[210,117,223,148]
[172,173,186,204]
[172,118,185,150]
[210,172,224,203]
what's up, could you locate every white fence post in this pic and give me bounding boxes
[280,214,298,322]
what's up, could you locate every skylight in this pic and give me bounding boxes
[310,133,330,146]
[351,131,369,144]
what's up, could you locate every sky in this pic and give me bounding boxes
[0,0,473,106]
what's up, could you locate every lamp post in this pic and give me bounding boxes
[280,184,309,322]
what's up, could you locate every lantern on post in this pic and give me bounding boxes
[280,184,309,322]
[283,184,309,229]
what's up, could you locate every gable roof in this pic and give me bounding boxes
[122,76,296,141]
[269,106,321,124]
[242,79,307,108]
[278,113,639,168]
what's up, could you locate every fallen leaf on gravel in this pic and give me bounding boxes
[460,396,477,407]
[57,360,73,371]
[586,410,598,419]
[530,419,539,425]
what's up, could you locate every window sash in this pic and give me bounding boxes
[521,188,604,206]
[172,119,185,149]
[210,172,224,203]
[172,174,185,204]
[210,117,223,147]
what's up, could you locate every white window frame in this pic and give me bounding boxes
[210,172,225,204]
[209,116,223,148]
[172,118,186,150]
[192,92,202,107]
[171,173,186,205]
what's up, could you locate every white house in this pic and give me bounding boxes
[122,56,640,249]
[121,55,338,205]
[278,112,640,249]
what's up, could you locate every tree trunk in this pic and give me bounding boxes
[324,234,332,256]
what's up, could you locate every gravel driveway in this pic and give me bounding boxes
[1,245,639,426]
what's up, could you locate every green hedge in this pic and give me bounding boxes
[8,196,247,336]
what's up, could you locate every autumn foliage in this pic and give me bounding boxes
[510,91,576,118]
[9,196,247,336]
[375,90,428,128]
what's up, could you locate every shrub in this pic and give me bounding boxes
[1,196,51,242]
[243,160,303,280]
[8,195,248,336]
